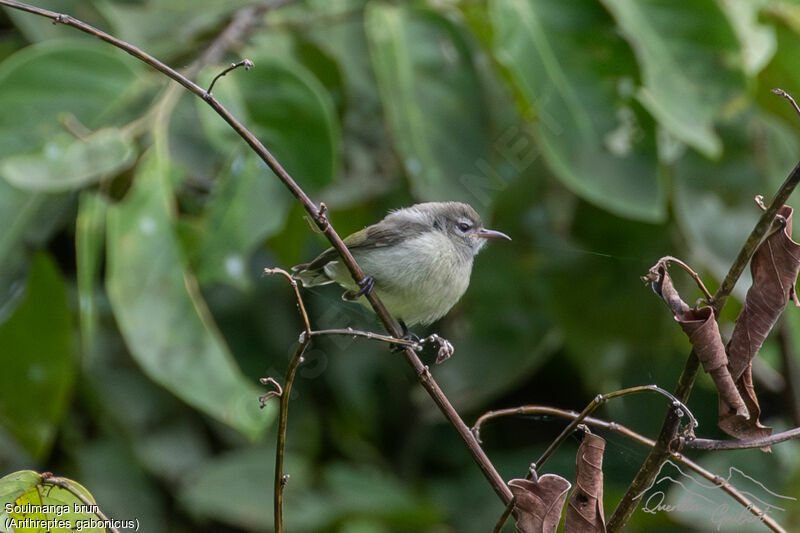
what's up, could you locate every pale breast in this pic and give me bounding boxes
[328,232,473,325]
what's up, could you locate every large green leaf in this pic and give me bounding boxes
[75,191,108,360]
[0,39,141,158]
[197,56,339,190]
[365,3,495,205]
[0,39,141,307]
[0,253,76,459]
[673,112,798,286]
[194,153,291,289]
[0,128,135,192]
[721,0,776,76]
[96,0,250,60]
[600,0,748,158]
[106,149,272,439]
[490,0,665,222]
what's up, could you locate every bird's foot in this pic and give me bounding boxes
[342,275,375,301]
[356,275,375,296]
[423,333,454,364]
[390,320,420,353]
[388,323,453,363]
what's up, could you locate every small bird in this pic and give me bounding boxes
[292,202,510,327]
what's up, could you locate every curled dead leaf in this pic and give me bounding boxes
[647,263,748,419]
[509,474,572,533]
[721,205,800,444]
[565,432,606,533]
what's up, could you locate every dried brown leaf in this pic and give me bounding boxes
[565,433,606,533]
[728,205,800,378]
[721,206,800,443]
[648,264,748,418]
[510,475,572,533]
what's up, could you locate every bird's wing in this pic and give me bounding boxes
[292,219,425,275]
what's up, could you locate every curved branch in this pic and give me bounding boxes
[680,426,800,451]
[0,0,512,505]
[475,406,786,533]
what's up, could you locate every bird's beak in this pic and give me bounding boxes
[472,228,511,241]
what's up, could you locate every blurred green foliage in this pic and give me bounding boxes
[0,0,800,531]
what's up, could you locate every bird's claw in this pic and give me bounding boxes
[356,275,375,297]
[390,320,420,353]
[426,334,454,364]
[342,276,375,301]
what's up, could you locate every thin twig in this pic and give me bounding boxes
[482,385,698,532]
[651,255,713,302]
[41,474,121,533]
[532,384,697,471]
[206,59,253,94]
[273,342,307,533]
[679,426,800,451]
[608,90,800,532]
[258,377,283,407]
[263,268,313,533]
[773,88,800,119]
[473,406,786,533]
[308,327,418,348]
[264,268,311,338]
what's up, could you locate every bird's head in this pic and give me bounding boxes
[412,202,511,257]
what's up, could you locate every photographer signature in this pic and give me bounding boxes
[635,460,795,530]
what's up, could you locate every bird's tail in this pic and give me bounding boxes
[291,263,334,287]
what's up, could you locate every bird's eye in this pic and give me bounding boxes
[457,221,471,232]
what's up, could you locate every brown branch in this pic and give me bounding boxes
[679,426,800,451]
[479,385,697,532]
[0,0,512,508]
[41,474,121,533]
[608,91,800,531]
[473,406,786,533]
[262,268,312,533]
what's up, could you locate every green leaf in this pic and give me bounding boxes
[0,39,141,306]
[365,3,495,205]
[0,253,77,459]
[197,56,339,190]
[75,191,108,360]
[72,439,167,533]
[1,129,135,192]
[194,153,291,289]
[673,112,797,284]
[179,447,316,531]
[0,470,106,533]
[0,181,75,312]
[600,0,747,158]
[490,0,665,222]
[106,149,272,439]
[320,463,441,527]
[96,0,249,60]
[720,0,776,76]
[0,39,141,158]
